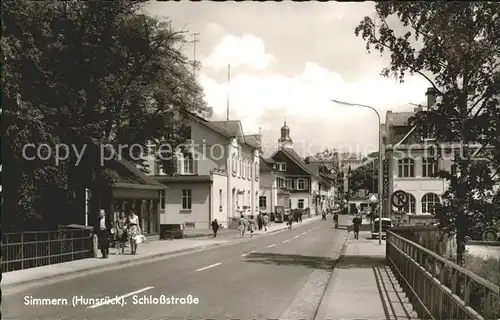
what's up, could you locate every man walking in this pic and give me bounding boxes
[352,214,362,239]
[94,209,112,258]
[211,219,219,238]
[257,213,263,231]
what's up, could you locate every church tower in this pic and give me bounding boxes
[278,120,293,149]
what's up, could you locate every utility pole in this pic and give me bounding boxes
[191,32,200,76]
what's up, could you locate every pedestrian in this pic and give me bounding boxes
[211,219,219,237]
[127,210,142,255]
[115,212,128,254]
[257,213,263,231]
[298,211,302,222]
[248,215,257,237]
[263,213,270,231]
[352,214,362,239]
[94,209,112,259]
[333,212,339,228]
[238,214,247,237]
[287,213,293,229]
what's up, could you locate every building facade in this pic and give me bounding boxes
[384,87,447,224]
[146,110,261,229]
[258,157,290,217]
[268,122,324,216]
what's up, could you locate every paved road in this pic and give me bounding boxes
[3,219,348,320]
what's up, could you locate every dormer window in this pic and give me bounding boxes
[421,123,436,141]
[277,162,286,171]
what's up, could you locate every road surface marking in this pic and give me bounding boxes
[302,232,307,235]
[241,250,256,257]
[294,235,299,239]
[267,244,276,248]
[88,286,154,308]
[196,262,221,272]
[282,239,290,243]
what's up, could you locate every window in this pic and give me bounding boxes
[182,189,192,210]
[288,199,292,208]
[421,124,436,140]
[255,163,259,181]
[398,158,415,177]
[402,193,416,214]
[219,190,223,212]
[450,164,457,176]
[298,199,304,209]
[183,153,194,174]
[239,159,243,177]
[277,162,286,171]
[277,177,285,188]
[297,178,306,190]
[160,190,165,210]
[259,196,266,208]
[422,158,438,177]
[422,193,440,214]
[285,178,292,189]
[232,155,237,174]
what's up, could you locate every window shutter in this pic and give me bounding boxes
[293,179,297,190]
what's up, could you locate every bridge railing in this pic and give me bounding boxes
[386,230,499,320]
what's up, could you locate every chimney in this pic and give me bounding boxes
[426,87,437,108]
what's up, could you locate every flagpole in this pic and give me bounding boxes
[227,64,230,121]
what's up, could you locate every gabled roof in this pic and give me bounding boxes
[180,110,259,150]
[244,134,261,149]
[101,146,166,190]
[270,147,316,176]
[386,111,414,127]
[211,120,244,141]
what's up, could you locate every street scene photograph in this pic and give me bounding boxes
[1,1,499,320]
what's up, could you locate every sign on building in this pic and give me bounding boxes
[382,158,389,200]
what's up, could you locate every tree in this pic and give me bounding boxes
[350,159,378,193]
[356,1,500,264]
[2,1,211,230]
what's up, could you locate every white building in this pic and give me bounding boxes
[145,110,262,229]
[384,87,449,224]
[258,157,289,217]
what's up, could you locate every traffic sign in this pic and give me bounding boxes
[382,159,389,200]
[391,190,409,208]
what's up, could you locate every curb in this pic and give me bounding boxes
[313,231,351,320]
[2,241,228,292]
[3,216,323,292]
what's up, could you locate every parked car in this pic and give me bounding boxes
[371,218,393,239]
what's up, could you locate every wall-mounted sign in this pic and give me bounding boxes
[382,159,389,200]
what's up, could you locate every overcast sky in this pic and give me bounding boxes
[143,2,430,157]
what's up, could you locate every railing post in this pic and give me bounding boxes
[483,289,492,320]
[438,262,445,318]
[463,275,470,306]
[21,233,24,270]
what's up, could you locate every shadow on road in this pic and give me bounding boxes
[244,252,336,270]
[335,255,386,269]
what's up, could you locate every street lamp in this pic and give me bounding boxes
[330,99,384,245]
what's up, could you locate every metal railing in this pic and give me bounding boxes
[1,229,93,273]
[387,230,499,320]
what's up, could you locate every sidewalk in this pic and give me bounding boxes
[3,215,322,290]
[183,215,322,239]
[315,231,419,320]
[2,238,230,290]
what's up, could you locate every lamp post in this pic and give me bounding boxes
[330,99,384,245]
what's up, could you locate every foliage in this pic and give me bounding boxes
[350,153,378,193]
[355,1,500,264]
[2,1,211,230]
